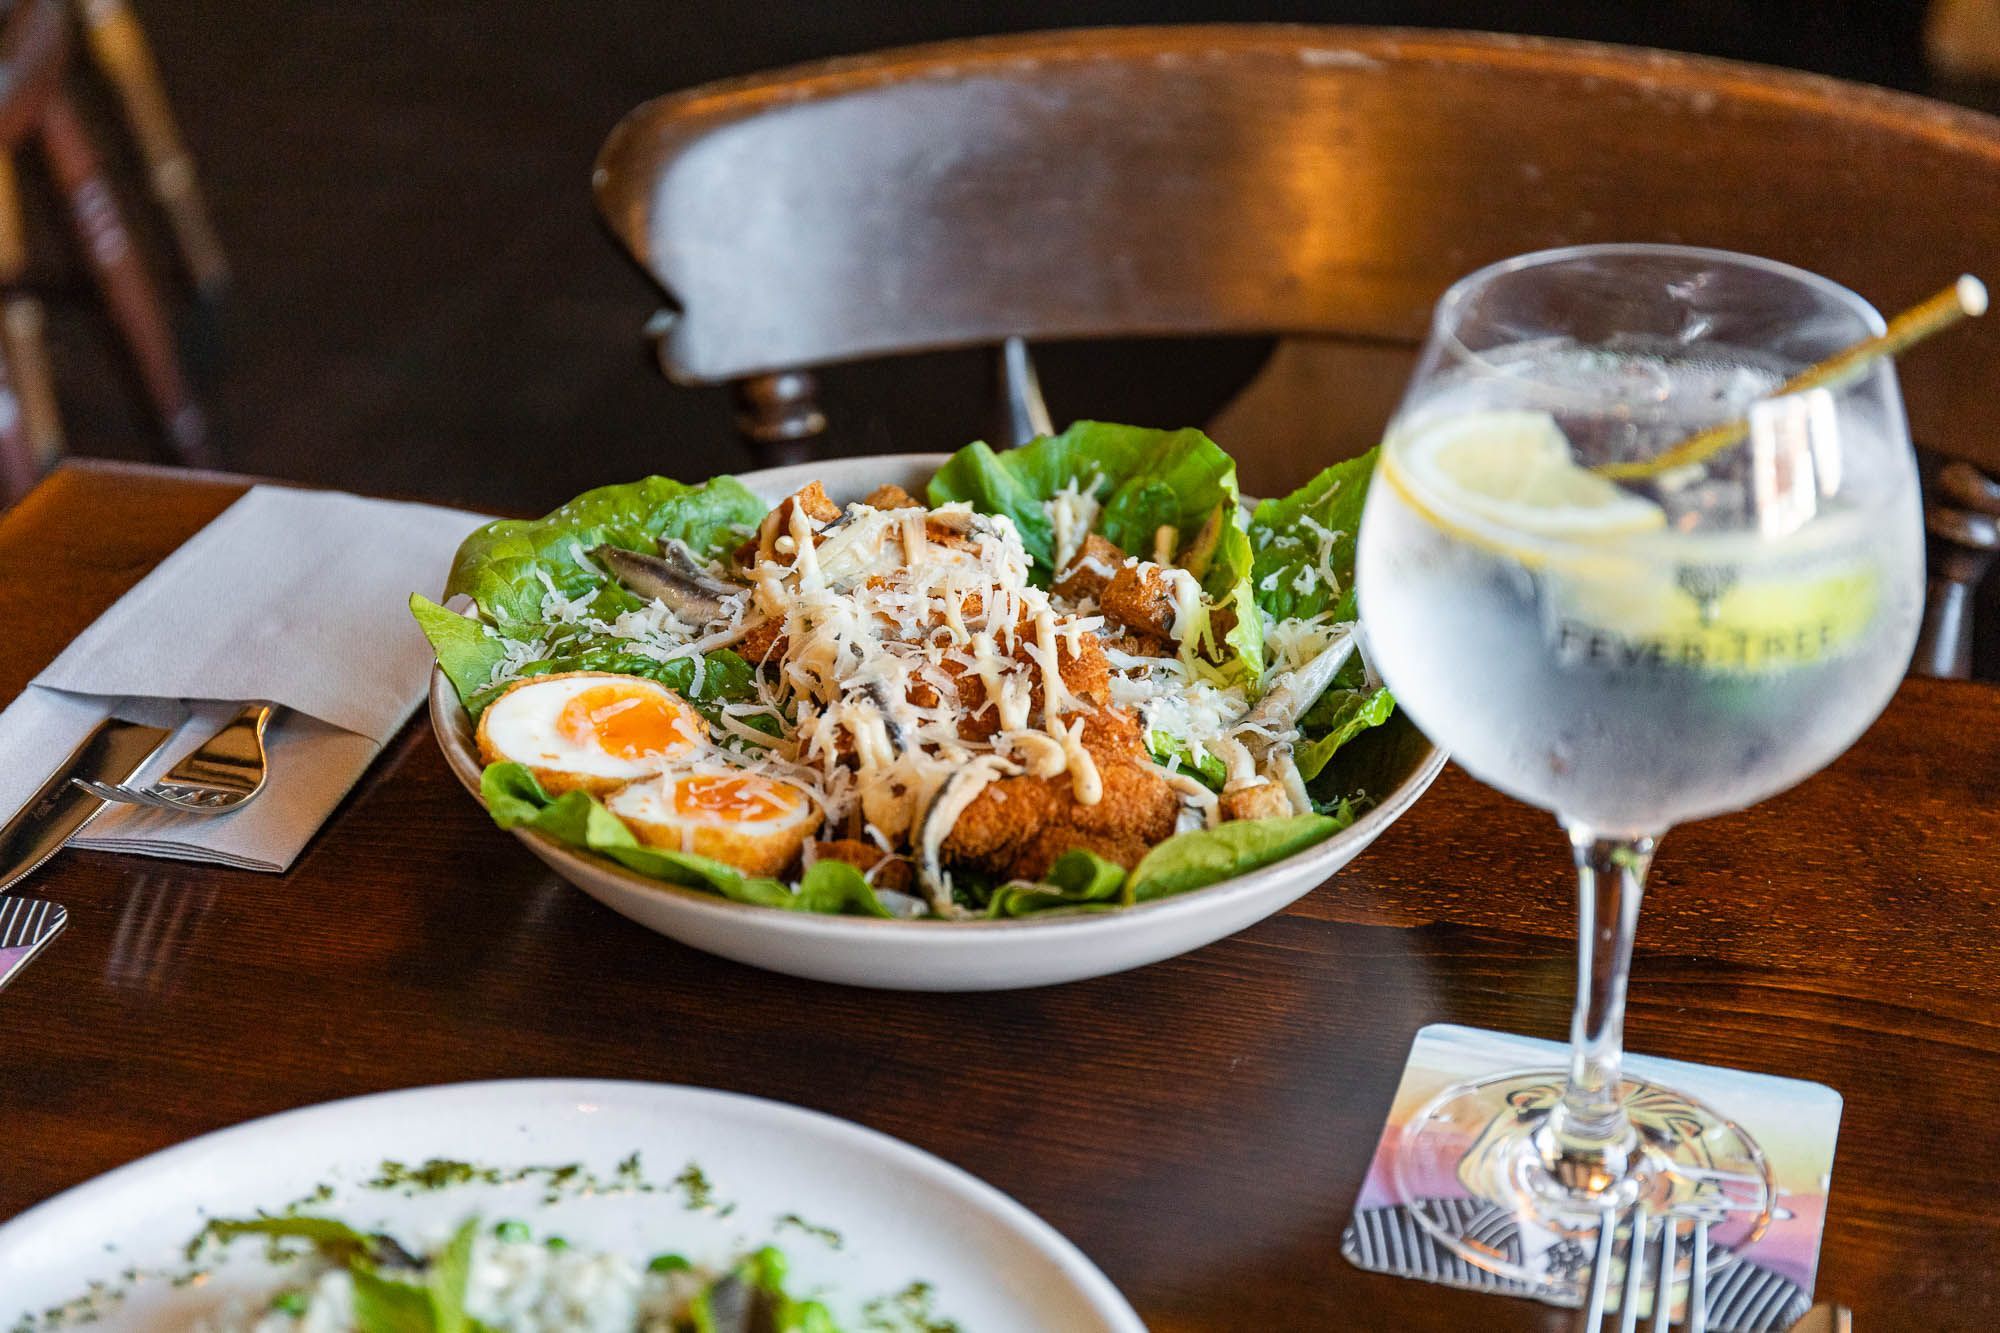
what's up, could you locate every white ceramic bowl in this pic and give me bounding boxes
[428,454,1445,990]
[0,1079,1145,1331]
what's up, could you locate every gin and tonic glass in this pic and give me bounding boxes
[1355,244,1924,1297]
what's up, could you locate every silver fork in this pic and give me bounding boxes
[1580,1205,1709,1332]
[72,703,274,814]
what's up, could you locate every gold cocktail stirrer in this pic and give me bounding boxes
[1595,274,1988,481]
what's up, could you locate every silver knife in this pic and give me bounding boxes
[0,716,172,892]
[0,894,67,992]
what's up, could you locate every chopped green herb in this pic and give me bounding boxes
[861,1279,961,1333]
[775,1212,845,1250]
[673,1162,719,1210]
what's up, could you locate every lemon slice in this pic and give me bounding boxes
[1393,409,1668,540]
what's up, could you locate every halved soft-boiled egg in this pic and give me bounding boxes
[476,671,707,795]
[605,770,821,876]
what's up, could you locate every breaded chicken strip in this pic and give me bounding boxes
[940,707,1178,879]
[947,620,1111,740]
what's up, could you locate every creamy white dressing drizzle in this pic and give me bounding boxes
[1045,475,1103,572]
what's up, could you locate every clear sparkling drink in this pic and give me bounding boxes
[1358,348,1925,834]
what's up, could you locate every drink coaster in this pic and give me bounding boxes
[1343,1024,1840,1330]
[0,894,67,992]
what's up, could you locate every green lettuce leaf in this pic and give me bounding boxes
[925,420,1233,571]
[445,475,766,630]
[480,763,894,918]
[409,594,510,707]
[1248,450,1376,624]
[983,848,1129,918]
[927,421,1262,683]
[1293,685,1397,781]
[1145,732,1226,790]
[458,643,769,731]
[1125,813,1342,903]
[748,1246,842,1333]
[196,1215,379,1266]
[424,1219,480,1333]
[197,1215,491,1333]
[792,858,902,916]
[350,1268,440,1333]
[1310,792,1363,824]
[416,474,771,718]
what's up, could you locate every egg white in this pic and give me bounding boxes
[478,673,705,792]
[606,769,821,876]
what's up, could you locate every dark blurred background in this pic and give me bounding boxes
[35,0,1997,515]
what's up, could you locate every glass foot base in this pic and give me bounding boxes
[1388,1068,1774,1303]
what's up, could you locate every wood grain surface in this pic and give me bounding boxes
[3,461,1998,1330]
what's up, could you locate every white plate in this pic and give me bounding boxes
[429,454,1447,990]
[0,1079,1143,1331]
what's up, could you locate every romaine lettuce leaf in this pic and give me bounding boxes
[1293,686,1396,781]
[1248,452,1391,773]
[1248,450,1376,624]
[350,1269,441,1333]
[928,422,1237,572]
[927,421,1263,683]
[445,475,765,630]
[1145,732,1226,790]
[415,474,771,719]
[409,594,510,707]
[982,848,1128,918]
[1125,813,1344,903]
[480,764,895,918]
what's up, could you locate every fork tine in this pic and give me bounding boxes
[1653,1218,1677,1333]
[72,774,253,816]
[1583,1211,1619,1328]
[1686,1219,1710,1333]
[71,779,167,809]
[121,786,182,810]
[1618,1205,1649,1333]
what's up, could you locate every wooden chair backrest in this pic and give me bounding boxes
[0,0,66,147]
[596,24,2000,471]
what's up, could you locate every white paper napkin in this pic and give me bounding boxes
[0,486,489,871]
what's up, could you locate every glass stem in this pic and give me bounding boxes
[1539,822,1658,1195]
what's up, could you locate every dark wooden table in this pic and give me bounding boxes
[5,459,2000,1330]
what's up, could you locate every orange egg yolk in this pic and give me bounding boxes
[557,683,700,761]
[672,774,803,823]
